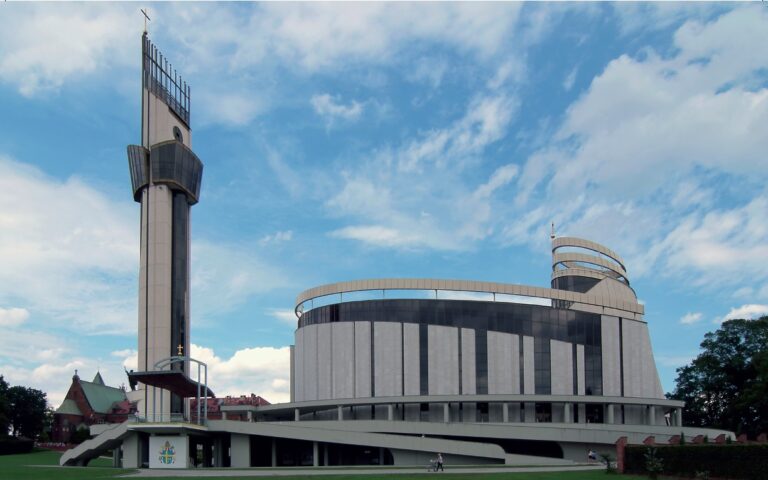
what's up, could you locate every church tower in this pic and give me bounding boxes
[127,33,203,420]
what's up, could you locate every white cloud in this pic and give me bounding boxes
[0,156,137,334]
[0,4,134,96]
[190,344,290,404]
[562,65,578,91]
[259,230,293,246]
[326,91,519,251]
[111,349,138,370]
[0,308,29,328]
[511,6,768,292]
[720,304,768,323]
[679,312,703,325]
[475,164,518,198]
[191,240,293,323]
[268,309,298,326]
[311,94,363,123]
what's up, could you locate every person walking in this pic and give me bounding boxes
[436,453,444,472]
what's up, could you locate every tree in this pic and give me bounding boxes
[0,376,9,436]
[7,386,48,439]
[669,316,768,437]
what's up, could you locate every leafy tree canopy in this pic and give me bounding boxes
[0,376,9,436]
[4,384,48,439]
[669,316,768,437]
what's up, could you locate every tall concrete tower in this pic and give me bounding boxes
[127,33,203,420]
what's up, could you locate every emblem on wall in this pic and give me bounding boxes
[158,441,176,465]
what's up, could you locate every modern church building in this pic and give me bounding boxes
[61,34,731,470]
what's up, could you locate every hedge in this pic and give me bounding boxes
[0,438,34,455]
[625,444,768,480]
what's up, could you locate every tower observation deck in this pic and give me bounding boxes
[127,33,204,421]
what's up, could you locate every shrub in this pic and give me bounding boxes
[0,437,34,455]
[644,447,664,479]
[625,444,768,480]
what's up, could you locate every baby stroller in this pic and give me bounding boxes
[427,459,438,472]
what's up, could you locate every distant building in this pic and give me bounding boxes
[52,372,136,443]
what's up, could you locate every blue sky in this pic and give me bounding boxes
[1,2,767,407]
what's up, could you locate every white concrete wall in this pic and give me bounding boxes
[522,336,535,394]
[294,328,304,401]
[487,331,520,394]
[143,88,192,148]
[354,321,372,398]
[576,344,585,395]
[550,339,573,395]
[428,325,459,395]
[317,324,332,400]
[460,328,476,395]
[331,322,355,399]
[303,324,319,401]
[374,322,403,397]
[403,323,420,395]
[622,318,664,399]
[601,315,622,396]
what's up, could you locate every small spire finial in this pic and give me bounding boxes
[141,8,151,34]
[177,344,184,356]
[550,222,556,240]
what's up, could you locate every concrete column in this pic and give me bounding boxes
[502,403,509,423]
[295,408,300,421]
[524,402,535,422]
[675,408,682,427]
[647,405,656,425]
[247,411,253,422]
[607,404,615,424]
[230,434,250,468]
[564,403,572,423]
[387,404,394,421]
[443,403,450,423]
[271,438,277,467]
[313,442,319,467]
[337,405,343,421]
[222,411,227,420]
[324,444,329,466]
[214,436,224,467]
[113,446,121,467]
[122,433,140,469]
[578,404,586,424]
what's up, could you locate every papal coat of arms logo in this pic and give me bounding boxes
[158,440,176,465]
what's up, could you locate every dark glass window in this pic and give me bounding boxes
[475,330,488,395]
[419,323,428,395]
[534,337,551,395]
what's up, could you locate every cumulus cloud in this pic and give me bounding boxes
[510,6,768,293]
[719,304,768,323]
[0,308,30,328]
[0,4,135,96]
[190,344,291,403]
[679,312,703,325]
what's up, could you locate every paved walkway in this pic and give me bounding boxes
[126,464,604,477]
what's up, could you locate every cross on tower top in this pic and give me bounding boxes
[141,8,151,34]
[177,344,184,356]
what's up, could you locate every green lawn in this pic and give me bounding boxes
[0,450,654,480]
